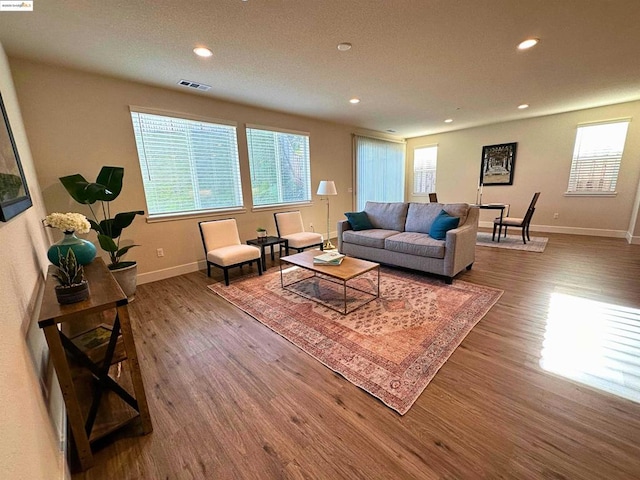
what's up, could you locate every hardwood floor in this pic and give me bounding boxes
[73,233,640,479]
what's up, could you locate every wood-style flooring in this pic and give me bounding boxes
[73,233,640,479]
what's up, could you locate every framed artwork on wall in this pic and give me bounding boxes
[480,142,517,186]
[0,91,32,222]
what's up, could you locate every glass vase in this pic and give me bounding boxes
[47,231,97,266]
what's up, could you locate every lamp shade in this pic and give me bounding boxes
[317,180,337,196]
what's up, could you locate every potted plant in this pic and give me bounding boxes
[59,166,143,299]
[256,227,267,240]
[53,248,89,304]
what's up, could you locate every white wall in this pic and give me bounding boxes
[0,43,66,479]
[10,58,359,283]
[406,102,640,241]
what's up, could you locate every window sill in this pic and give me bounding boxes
[146,207,247,223]
[563,192,617,198]
[251,201,313,213]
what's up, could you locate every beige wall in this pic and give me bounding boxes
[0,44,66,479]
[9,58,357,282]
[406,102,640,241]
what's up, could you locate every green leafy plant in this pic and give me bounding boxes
[256,227,267,232]
[52,248,85,287]
[59,166,144,270]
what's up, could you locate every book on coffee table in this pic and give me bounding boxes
[313,251,345,265]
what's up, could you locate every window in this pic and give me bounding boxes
[413,145,437,195]
[354,135,405,211]
[246,126,311,207]
[130,110,243,217]
[567,120,630,195]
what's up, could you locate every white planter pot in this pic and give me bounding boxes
[110,263,138,301]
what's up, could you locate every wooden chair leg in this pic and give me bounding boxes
[492,223,497,241]
[207,263,211,277]
[257,259,263,276]
[223,268,230,286]
[522,228,527,244]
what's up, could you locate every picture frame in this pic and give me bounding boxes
[0,91,32,222]
[480,142,517,186]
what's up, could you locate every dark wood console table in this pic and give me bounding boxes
[36,258,152,471]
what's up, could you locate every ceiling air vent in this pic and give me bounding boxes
[177,79,211,91]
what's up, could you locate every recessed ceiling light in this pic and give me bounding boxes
[517,38,539,50]
[349,98,360,104]
[444,118,453,123]
[337,42,352,52]
[518,104,529,109]
[193,47,213,57]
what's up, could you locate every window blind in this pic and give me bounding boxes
[355,135,405,211]
[130,111,243,216]
[413,145,437,194]
[567,120,630,194]
[246,127,311,207]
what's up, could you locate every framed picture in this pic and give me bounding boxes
[0,91,32,222]
[480,142,517,186]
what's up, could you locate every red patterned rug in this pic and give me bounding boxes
[208,267,503,415]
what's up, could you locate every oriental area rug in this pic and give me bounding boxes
[209,267,503,415]
[476,232,548,252]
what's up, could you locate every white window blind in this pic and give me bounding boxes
[130,111,243,216]
[567,120,630,195]
[355,135,405,211]
[413,145,437,194]
[246,127,311,207]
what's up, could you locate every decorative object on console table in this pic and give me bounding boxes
[480,142,517,186]
[0,91,32,222]
[59,166,144,300]
[44,212,96,266]
[52,248,89,305]
[317,180,338,250]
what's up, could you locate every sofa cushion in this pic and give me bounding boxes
[405,202,444,234]
[429,210,460,240]
[342,229,400,249]
[384,232,446,259]
[442,203,470,227]
[364,201,408,232]
[344,211,374,231]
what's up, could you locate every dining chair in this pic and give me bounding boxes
[274,211,324,253]
[199,218,262,285]
[428,193,438,202]
[492,192,541,244]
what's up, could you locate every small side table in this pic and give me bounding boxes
[247,236,289,270]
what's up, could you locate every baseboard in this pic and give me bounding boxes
[137,260,206,285]
[626,231,640,245]
[478,221,628,239]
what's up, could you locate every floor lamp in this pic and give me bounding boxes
[317,180,337,250]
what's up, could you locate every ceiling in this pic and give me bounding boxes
[1,0,640,138]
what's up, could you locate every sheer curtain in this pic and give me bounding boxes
[354,135,406,211]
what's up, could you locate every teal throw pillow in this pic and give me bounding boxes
[429,209,460,240]
[345,211,374,231]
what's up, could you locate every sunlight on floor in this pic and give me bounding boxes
[541,292,640,403]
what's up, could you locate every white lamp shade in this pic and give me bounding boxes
[317,180,337,196]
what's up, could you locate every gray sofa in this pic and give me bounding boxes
[337,201,479,283]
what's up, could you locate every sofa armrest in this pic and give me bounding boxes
[444,207,479,277]
[337,220,352,253]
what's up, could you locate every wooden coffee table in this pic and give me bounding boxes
[279,250,380,314]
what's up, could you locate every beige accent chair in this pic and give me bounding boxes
[199,218,262,286]
[274,211,324,253]
[492,192,541,244]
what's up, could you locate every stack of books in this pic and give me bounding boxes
[313,251,345,265]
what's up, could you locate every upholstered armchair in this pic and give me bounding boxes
[274,211,324,253]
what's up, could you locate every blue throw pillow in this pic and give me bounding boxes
[429,209,460,240]
[345,211,374,231]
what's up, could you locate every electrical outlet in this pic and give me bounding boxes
[156,248,164,257]
[553,213,559,219]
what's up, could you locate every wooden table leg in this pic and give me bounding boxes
[43,324,94,471]
[116,303,153,434]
